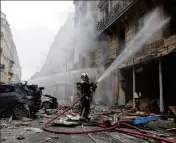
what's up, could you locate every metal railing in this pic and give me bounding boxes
[98,0,107,8]
[97,0,135,35]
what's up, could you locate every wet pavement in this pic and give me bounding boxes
[1,106,176,143]
[0,118,149,143]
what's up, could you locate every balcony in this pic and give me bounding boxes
[96,0,136,37]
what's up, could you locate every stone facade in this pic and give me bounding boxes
[0,12,21,84]
[73,1,97,69]
[95,0,176,107]
[74,0,176,107]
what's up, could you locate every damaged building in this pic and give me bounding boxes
[94,0,176,113]
[73,0,176,112]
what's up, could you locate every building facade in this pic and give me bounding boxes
[74,0,176,111]
[0,11,21,84]
[95,0,176,112]
[73,1,97,70]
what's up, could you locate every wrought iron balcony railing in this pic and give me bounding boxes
[98,0,107,8]
[96,0,136,36]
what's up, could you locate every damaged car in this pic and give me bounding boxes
[0,84,31,119]
[42,94,58,109]
[0,81,44,119]
[18,81,44,117]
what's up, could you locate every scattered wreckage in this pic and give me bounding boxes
[42,94,58,109]
[0,81,58,120]
[0,81,44,119]
[0,101,176,142]
[0,80,175,142]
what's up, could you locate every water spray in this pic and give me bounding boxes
[97,7,170,83]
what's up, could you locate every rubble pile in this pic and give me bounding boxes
[1,103,176,142]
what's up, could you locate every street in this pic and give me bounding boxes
[1,105,176,143]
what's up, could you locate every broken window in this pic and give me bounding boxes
[0,85,16,93]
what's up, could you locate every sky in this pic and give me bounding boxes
[1,1,74,80]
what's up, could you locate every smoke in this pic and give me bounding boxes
[29,67,97,99]
[28,1,114,104]
[94,66,113,107]
[28,2,169,108]
[28,2,95,98]
[98,7,170,82]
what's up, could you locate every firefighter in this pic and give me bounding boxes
[77,73,97,120]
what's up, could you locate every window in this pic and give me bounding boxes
[0,85,15,93]
[1,32,5,39]
[0,64,5,70]
[118,27,125,54]
[1,19,6,24]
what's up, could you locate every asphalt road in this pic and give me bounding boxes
[0,118,148,143]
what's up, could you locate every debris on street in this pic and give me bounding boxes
[42,94,58,109]
[45,109,58,115]
[24,127,43,133]
[16,134,25,140]
[1,101,176,143]
[0,83,175,143]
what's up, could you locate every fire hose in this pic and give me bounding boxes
[42,83,175,143]
[43,93,120,134]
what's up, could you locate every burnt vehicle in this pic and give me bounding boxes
[0,81,44,119]
[0,84,31,119]
[42,94,58,109]
[18,81,44,117]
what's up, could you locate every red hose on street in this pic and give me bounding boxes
[115,128,176,143]
[42,94,176,143]
[43,94,120,134]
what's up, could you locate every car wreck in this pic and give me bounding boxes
[0,81,44,120]
[42,94,58,109]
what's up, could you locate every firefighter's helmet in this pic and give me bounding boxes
[81,73,89,81]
